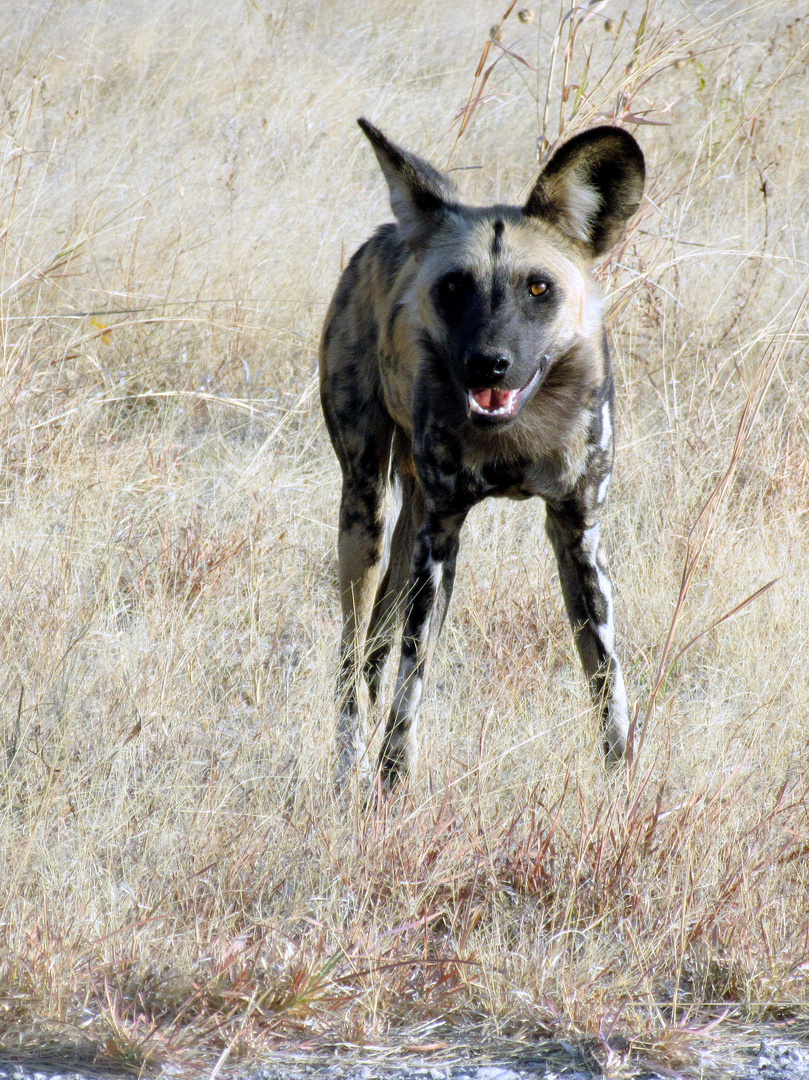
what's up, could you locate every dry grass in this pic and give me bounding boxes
[1,0,808,1075]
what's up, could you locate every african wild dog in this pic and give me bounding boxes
[320,119,645,790]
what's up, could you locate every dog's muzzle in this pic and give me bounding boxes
[466,358,548,424]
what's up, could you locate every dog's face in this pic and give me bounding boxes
[358,120,645,429]
[416,209,603,427]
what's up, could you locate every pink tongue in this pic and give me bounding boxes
[473,388,514,411]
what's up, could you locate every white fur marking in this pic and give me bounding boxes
[594,604,614,651]
[605,663,629,758]
[561,174,602,243]
[425,555,443,593]
[581,524,601,560]
[600,400,612,452]
[392,653,418,715]
[411,676,423,711]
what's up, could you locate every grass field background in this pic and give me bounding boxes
[1,0,808,1073]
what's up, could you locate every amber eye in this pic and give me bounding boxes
[529,280,549,297]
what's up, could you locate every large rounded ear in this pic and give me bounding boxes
[358,118,458,250]
[524,126,645,258]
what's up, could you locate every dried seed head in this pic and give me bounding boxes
[518,8,535,23]
[490,24,504,41]
[674,57,687,69]
[604,17,616,33]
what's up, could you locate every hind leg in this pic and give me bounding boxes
[329,420,395,786]
[364,474,424,704]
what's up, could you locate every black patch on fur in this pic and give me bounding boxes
[491,219,504,257]
[490,266,509,311]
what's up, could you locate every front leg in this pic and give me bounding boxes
[378,509,466,788]
[545,502,629,763]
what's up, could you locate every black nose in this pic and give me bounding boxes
[464,349,512,384]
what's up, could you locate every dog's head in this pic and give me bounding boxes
[358,119,645,427]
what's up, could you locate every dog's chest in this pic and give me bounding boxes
[473,455,579,504]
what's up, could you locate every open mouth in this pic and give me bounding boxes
[467,368,541,422]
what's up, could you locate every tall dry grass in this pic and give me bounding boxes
[1,0,808,1074]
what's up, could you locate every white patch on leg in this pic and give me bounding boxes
[334,706,370,789]
[410,675,423,711]
[386,652,422,779]
[599,400,612,451]
[596,566,613,608]
[582,526,614,643]
[581,523,601,559]
[425,554,443,593]
[391,653,421,721]
[605,662,629,762]
[597,471,611,507]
